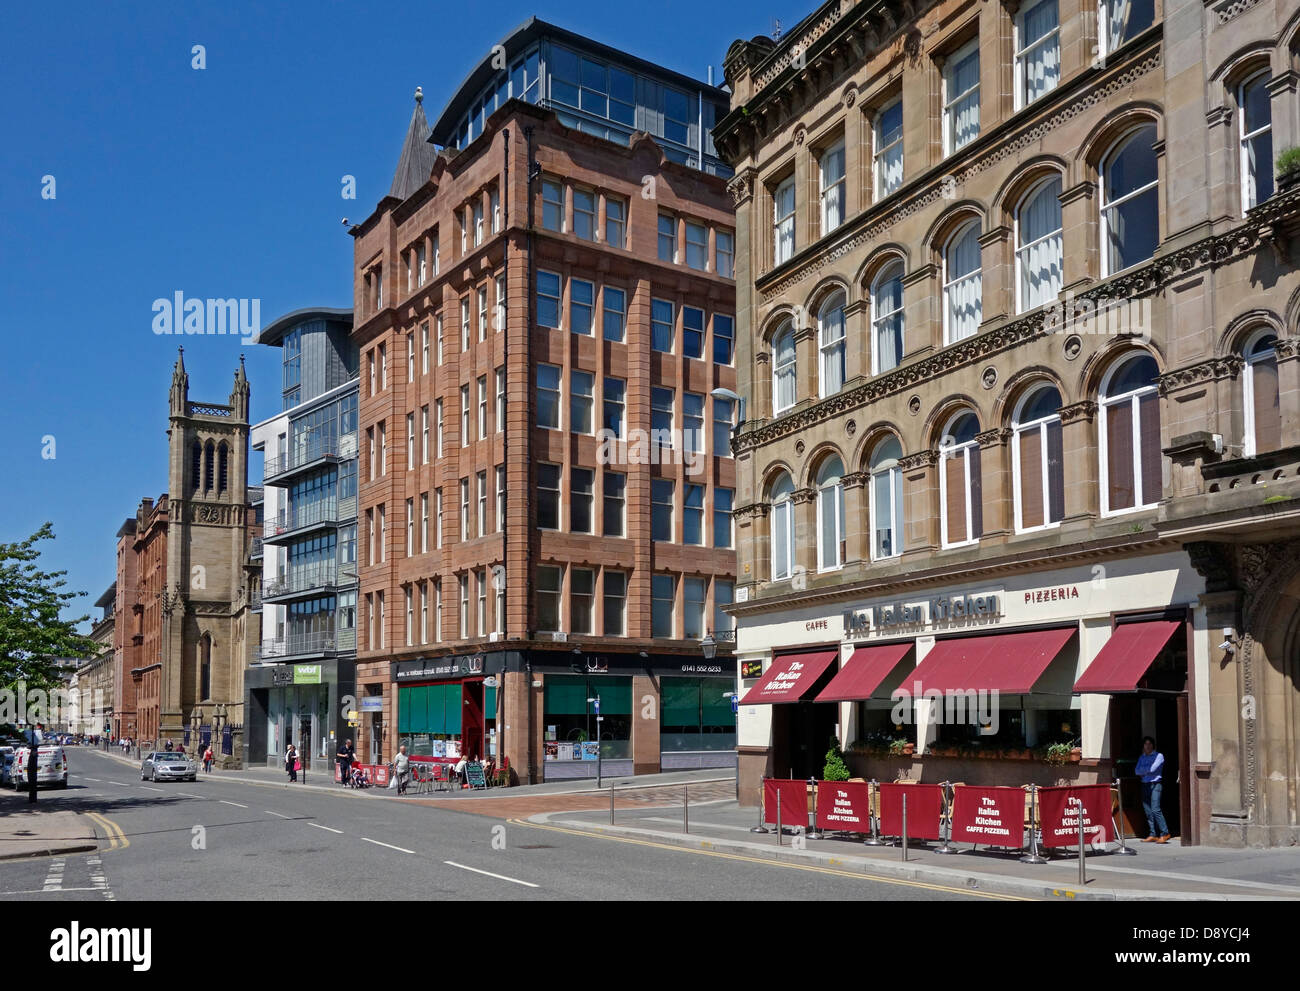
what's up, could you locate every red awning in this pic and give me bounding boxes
[909,627,1076,695]
[815,643,914,703]
[741,649,839,704]
[1072,620,1182,694]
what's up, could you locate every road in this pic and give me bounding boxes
[0,747,1003,901]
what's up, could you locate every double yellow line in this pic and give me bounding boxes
[86,812,129,851]
[507,818,1030,900]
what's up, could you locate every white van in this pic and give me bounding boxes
[10,744,68,788]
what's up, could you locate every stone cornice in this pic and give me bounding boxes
[791,487,817,505]
[898,450,936,471]
[727,167,757,208]
[1158,355,1245,395]
[1059,400,1098,424]
[735,502,770,521]
[976,427,1010,448]
[842,471,868,489]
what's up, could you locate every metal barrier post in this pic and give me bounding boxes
[776,795,782,846]
[1020,785,1048,864]
[935,780,957,854]
[752,784,769,833]
[1078,806,1087,884]
[610,783,615,825]
[900,793,909,862]
[1113,779,1136,855]
[863,779,883,846]
[807,778,824,840]
[683,783,688,834]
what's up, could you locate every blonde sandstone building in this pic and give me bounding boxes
[716,0,1300,845]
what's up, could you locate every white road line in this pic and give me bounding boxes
[177,792,206,799]
[361,837,414,854]
[219,800,249,809]
[139,786,164,793]
[443,860,539,888]
[0,888,105,895]
[81,777,104,783]
[108,781,129,787]
[308,823,343,834]
[265,810,291,819]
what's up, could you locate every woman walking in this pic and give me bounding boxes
[393,745,411,795]
[202,745,214,774]
[285,743,298,784]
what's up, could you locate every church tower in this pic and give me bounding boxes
[159,349,251,742]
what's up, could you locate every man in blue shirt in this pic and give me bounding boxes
[1135,736,1170,843]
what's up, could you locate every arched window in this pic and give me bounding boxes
[869,437,904,560]
[217,443,229,494]
[1243,331,1280,457]
[773,321,797,415]
[944,222,982,343]
[1016,177,1063,312]
[1100,124,1159,275]
[769,473,796,581]
[872,262,905,375]
[1012,386,1064,532]
[203,440,215,491]
[1239,70,1274,212]
[939,412,983,547]
[816,456,846,571]
[818,292,847,398]
[1099,353,1161,514]
[190,441,202,491]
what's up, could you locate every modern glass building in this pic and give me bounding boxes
[432,16,733,178]
[246,307,359,770]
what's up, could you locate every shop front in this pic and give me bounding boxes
[244,659,355,770]
[392,653,504,767]
[734,551,1211,844]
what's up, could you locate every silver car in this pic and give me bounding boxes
[141,752,197,782]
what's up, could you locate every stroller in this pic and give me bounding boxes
[347,764,371,789]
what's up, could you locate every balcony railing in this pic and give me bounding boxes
[263,439,346,481]
[264,500,341,540]
[262,563,339,600]
[255,627,357,661]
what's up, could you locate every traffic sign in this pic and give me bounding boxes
[732,695,739,714]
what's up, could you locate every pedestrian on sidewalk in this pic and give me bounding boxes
[336,738,355,787]
[1136,736,1170,843]
[393,745,410,795]
[286,743,298,784]
[165,738,174,752]
[203,746,214,773]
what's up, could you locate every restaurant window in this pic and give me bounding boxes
[940,411,984,547]
[661,678,736,753]
[397,683,465,758]
[1243,331,1280,457]
[1013,386,1065,532]
[543,675,631,760]
[1099,353,1161,515]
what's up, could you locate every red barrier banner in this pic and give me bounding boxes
[763,779,809,828]
[334,763,342,783]
[877,782,944,840]
[950,786,1026,846]
[1038,784,1114,847]
[814,781,872,832]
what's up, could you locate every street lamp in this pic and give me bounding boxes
[586,694,602,789]
[700,632,717,661]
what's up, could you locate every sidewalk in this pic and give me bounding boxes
[0,804,98,861]
[531,799,1300,901]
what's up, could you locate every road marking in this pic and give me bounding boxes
[81,777,104,783]
[308,823,343,834]
[443,860,539,888]
[361,837,414,854]
[0,887,105,895]
[43,858,65,892]
[177,792,206,799]
[139,786,165,793]
[508,819,1029,901]
[107,781,129,787]
[86,812,129,852]
[219,800,249,809]
[265,810,291,819]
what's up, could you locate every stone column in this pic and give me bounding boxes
[978,226,1013,327]
[903,265,939,360]
[754,350,772,419]
[843,299,868,383]
[899,451,938,554]
[794,325,817,403]
[1059,182,1096,292]
[842,472,868,566]
[1059,400,1099,523]
[975,427,1011,539]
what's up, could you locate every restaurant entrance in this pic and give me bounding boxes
[770,700,838,779]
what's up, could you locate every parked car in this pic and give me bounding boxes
[140,752,197,782]
[10,744,68,788]
[0,747,14,785]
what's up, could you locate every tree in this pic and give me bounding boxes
[0,523,102,802]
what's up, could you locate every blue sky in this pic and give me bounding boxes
[0,0,787,631]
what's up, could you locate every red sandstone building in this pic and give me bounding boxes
[350,19,739,781]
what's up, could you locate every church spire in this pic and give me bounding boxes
[389,86,438,202]
[169,347,188,416]
[229,354,250,421]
